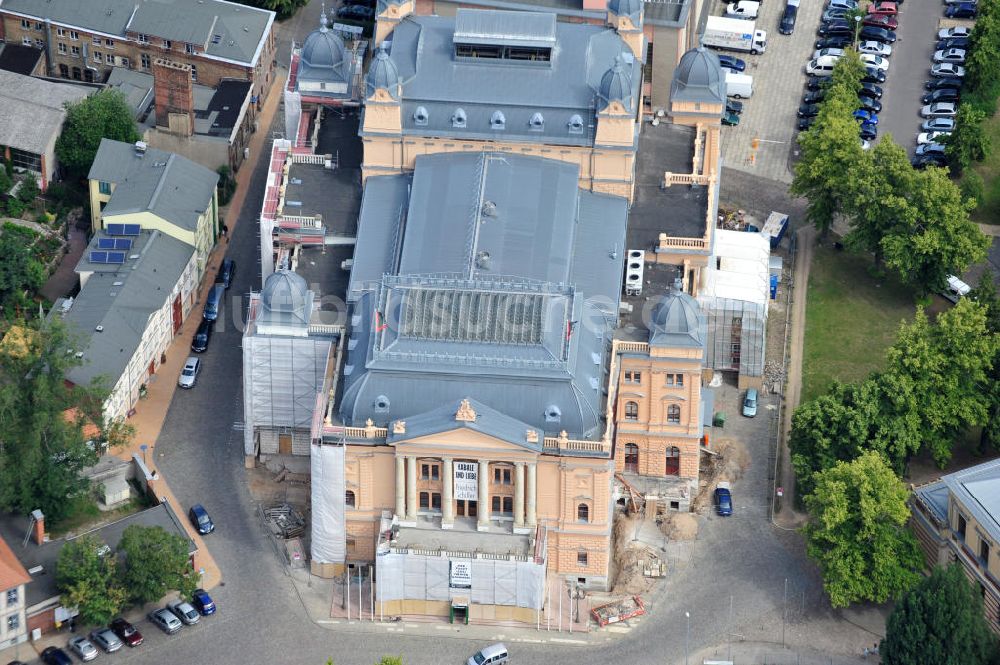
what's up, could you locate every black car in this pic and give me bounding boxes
[925,77,963,91]
[805,76,830,91]
[798,103,822,118]
[726,99,744,114]
[798,116,815,131]
[814,35,853,50]
[191,319,213,353]
[859,26,897,43]
[859,122,878,141]
[817,21,852,36]
[912,154,948,169]
[803,90,826,104]
[217,258,236,289]
[945,3,977,18]
[336,4,375,19]
[922,88,961,104]
[862,66,887,84]
[859,82,884,99]
[779,4,798,34]
[857,97,882,113]
[40,648,72,665]
[936,36,970,49]
[189,504,215,535]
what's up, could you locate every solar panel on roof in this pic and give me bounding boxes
[106,223,125,236]
[115,238,133,250]
[122,224,141,236]
[97,238,117,249]
[89,251,109,264]
[107,252,127,264]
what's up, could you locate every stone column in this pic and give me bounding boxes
[442,457,454,528]
[514,462,525,529]
[477,459,490,530]
[394,455,405,519]
[526,462,537,527]
[406,456,417,522]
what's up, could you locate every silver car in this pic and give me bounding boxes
[148,608,183,634]
[89,628,123,653]
[920,102,957,118]
[177,356,200,389]
[167,599,201,625]
[68,636,99,662]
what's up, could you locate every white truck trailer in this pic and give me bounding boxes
[703,16,768,54]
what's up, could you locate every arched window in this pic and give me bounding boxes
[413,105,429,126]
[529,112,544,131]
[665,447,680,476]
[577,503,590,522]
[452,107,467,128]
[568,114,584,134]
[624,401,639,421]
[667,404,681,424]
[345,490,356,507]
[624,443,639,473]
[490,110,506,130]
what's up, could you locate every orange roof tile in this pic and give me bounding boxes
[0,535,30,591]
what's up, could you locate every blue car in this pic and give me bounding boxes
[945,2,977,17]
[715,483,734,516]
[191,588,216,615]
[854,109,878,125]
[188,504,215,534]
[718,54,747,72]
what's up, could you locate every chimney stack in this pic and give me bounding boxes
[152,58,195,136]
[31,509,46,545]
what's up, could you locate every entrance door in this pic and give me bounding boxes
[456,500,477,517]
[171,295,183,334]
[278,433,293,454]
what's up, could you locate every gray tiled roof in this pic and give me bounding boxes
[340,152,627,439]
[89,139,218,232]
[62,230,194,389]
[2,0,274,66]
[671,47,727,105]
[0,70,89,155]
[366,12,641,147]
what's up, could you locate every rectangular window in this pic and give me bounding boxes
[105,53,114,64]
[120,57,129,68]
[105,38,114,48]
[137,33,149,44]
[419,492,429,509]
[20,19,30,29]
[431,493,441,510]
[190,64,197,81]
[958,514,968,540]
[186,43,194,54]
[34,22,43,30]
[421,464,430,480]
[981,538,991,565]
[7,613,18,630]
[56,27,66,37]
[35,39,44,48]
[141,53,151,69]
[92,36,101,46]
[491,496,501,512]
[93,50,101,62]
[70,31,79,40]
[624,370,641,384]
[59,63,69,77]
[577,551,588,566]
[493,468,511,485]
[22,37,32,47]
[6,588,17,605]
[71,45,80,57]
[163,39,172,49]
[502,496,513,513]
[57,42,67,54]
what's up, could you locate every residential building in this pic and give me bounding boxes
[54,228,198,422]
[912,459,1000,633]
[362,5,643,201]
[107,65,255,173]
[0,69,89,189]
[88,139,220,281]
[0,0,276,123]
[0,535,29,650]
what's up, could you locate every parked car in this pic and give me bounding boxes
[858,40,892,56]
[862,67,887,83]
[828,0,859,9]
[798,116,816,130]
[191,318,212,353]
[858,97,883,113]
[918,130,952,144]
[742,388,759,417]
[912,154,948,168]
[89,628,123,653]
[39,648,72,665]
[813,46,845,59]
[938,25,971,39]
[921,101,958,117]
[803,90,827,104]
[945,3,977,18]
[726,0,761,18]
[859,121,878,140]
[67,637,98,662]
[177,356,201,389]
[148,608,183,635]
[922,88,960,103]
[202,283,224,321]
[467,644,509,665]
[859,26,897,43]
[110,618,143,647]
[797,103,822,118]
[854,109,879,124]
[167,599,201,625]
[814,35,853,49]
[805,75,830,90]
[860,53,890,71]
[817,20,852,36]
[189,503,215,534]
[715,482,734,516]
[726,99,744,115]
[779,4,798,34]
[931,63,966,77]
[723,111,740,126]
[936,36,970,49]
[868,1,898,15]
[916,142,947,156]
[943,0,975,5]
[191,588,216,615]
[933,48,967,64]
[718,55,747,72]
[862,13,897,29]
[921,116,956,131]
[806,55,841,76]
[925,77,963,90]
[821,7,850,22]
[216,258,236,289]
[336,4,375,19]
[859,82,884,99]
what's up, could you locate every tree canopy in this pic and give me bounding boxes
[118,525,197,605]
[55,534,127,625]
[55,90,140,181]
[881,564,997,665]
[0,228,45,315]
[803,451,923,607]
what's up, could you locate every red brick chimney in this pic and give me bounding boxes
[152,58,195,136]
[31,509,45,545]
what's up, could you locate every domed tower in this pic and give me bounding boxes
[649,291,704,349]
[297,10,351,95]
[668,47,726,126]
[374,0,415,46]
[361,46,403,142]
[257,270,314,336]
[607,0,644,57]
[595,56,637,150]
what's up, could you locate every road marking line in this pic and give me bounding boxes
[548,638,587,644]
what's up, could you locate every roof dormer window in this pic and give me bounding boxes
[568,114,584,135]
[529,112,544,131]
[490,110,506,130]
[413,106,429,126]
[452,108,467,128]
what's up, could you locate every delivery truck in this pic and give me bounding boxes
[725,71,754,98]
[703,16,768,54]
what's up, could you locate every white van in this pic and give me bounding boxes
[725,0,760,18]
[942,275,971,304]
[806,55,840,76]
[725,71,754,98]
[468,643,509,665]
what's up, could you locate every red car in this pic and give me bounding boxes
[863,13,898,29]
[109,618,143,647]
[867,1,898,15]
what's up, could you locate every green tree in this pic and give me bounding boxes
[969,275,1000,451]
[118,525,197,605]
[881,564,996,665]
[0,229,45,312]
[803,451,922,607]
[946,104,991,172]
[237,0,308,19]
[55,534,127,625]
[845,138,915,267]
[0,319,105,525]
[55,90,140,181]
[16,173,40,205]
[965,11,1000,112]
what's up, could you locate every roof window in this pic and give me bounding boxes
[413,106,429,126]
[452,108,467,128]
[490,110,506,130]
[568,114,584,135]
[529,112,544,131]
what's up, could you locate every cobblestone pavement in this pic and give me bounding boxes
[717,0,826,183]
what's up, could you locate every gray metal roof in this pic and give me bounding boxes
[61,230,194,389]
[300,25,350,84]
[89,139,218,232]
[650,291,704,347]
[2,0,274,66]
[365,12,641,147]
[453,8,557,48]
[942,459,1000,539]
[671,47,726,105]
[340,152,627,438]
[0,70,89,155]
[387,398,544,450]
[258,270,312,329]
[106,68,156,117]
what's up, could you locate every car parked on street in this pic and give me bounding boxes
[859,82,884,98]
[715,482,734,516]
[922,88,960,103]
[812,46,845,59]
[918,130,952,144]
[805,75,830,90]
[167,599,201,625]
[938,25,971,39]
[814,35,853,49]
[922,116,956,132]
[89,628,123,653]
[67,637,98,662]
[191,318,212,353]
[859,26,897,42]
[726,0,761,18]
[863,66,887,83]
[860,53,890,71]
[718,55,747,72]
[110,618,143,647]
[925,76,963,90]
[216,258,236,290]
[912,154,948,168]
[868,1,898,15]
[797,103,822,118]
[189,503,215,534]
[742,388,758,417]
[933,48,967,64]
[803,90,827,104]
[722,111,740,126]
[192,588,216,615]
[828,0,859,9]
[854,109,879,124]
[931,63,965,77]
[858,40,892,56]
[859,122,878,140]
[726,99,744,115]
[467,644,509,665]
[798,116,815,130]
[916,142,947,156]
[945,3,977,18]
[817,20,852,36]
[780,3,798,34]
[921,101,958,117]
[821,7,850,22]
[862,13,897,29]
[177,356,201,389]
[858,97,883,113]
[936,36,970,49]
[336,4,374,19]
[40,648,72,665]
[148,608,183,634]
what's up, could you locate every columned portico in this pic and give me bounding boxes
[405,455,417,523]
[395,455,405,519]
[442,457,454,529]
[477,459,490,531]
[526,462,537,527]
[513,462,525,530]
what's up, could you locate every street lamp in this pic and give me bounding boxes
[853,14,862,43]
[685,611,691,665]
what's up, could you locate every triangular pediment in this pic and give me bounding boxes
[386,398,543,453]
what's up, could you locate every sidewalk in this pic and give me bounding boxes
[110,72,288,593]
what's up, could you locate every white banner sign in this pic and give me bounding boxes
[454,461,478,501]
[450,560,472,588]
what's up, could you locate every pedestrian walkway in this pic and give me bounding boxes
[39,219,86,302]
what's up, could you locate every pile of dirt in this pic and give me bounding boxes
[658,512,699,541]
[611,512,657,595]
[692,437,750,513]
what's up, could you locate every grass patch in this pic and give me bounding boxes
[49,495,101,537]
[969,107,1000,224]
[801,245,916,403]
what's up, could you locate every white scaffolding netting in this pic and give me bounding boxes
[310,444,346,564]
